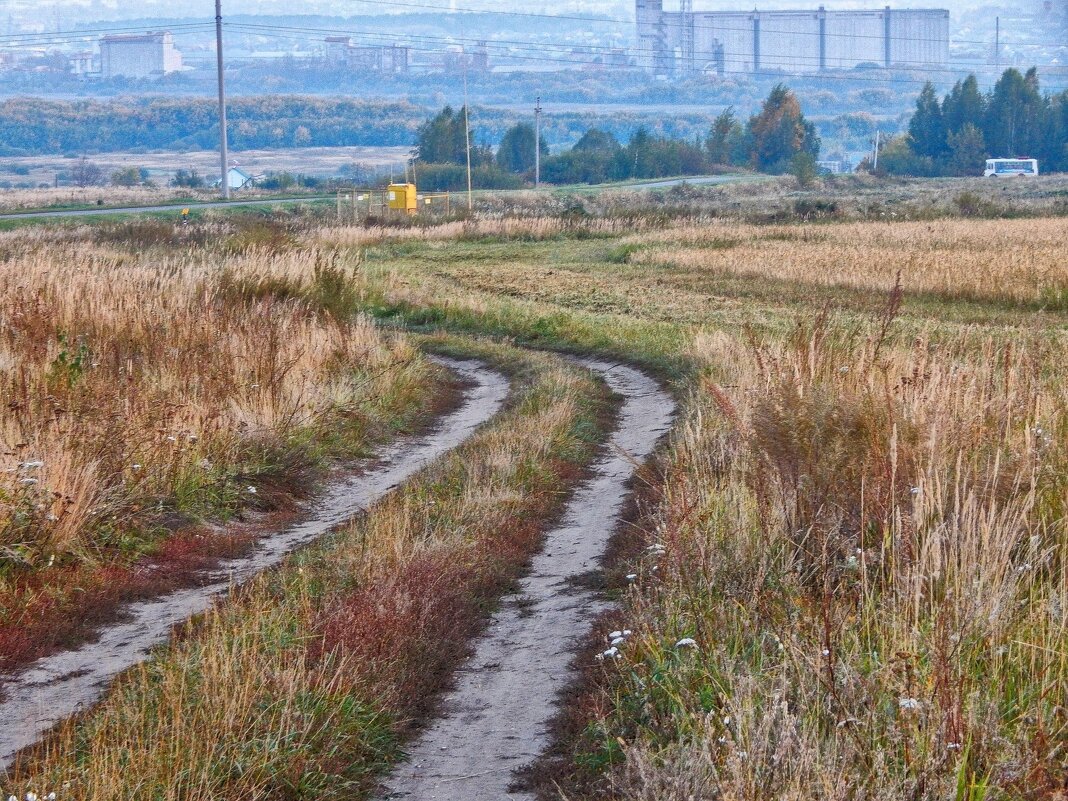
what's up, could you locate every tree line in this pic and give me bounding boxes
[414,84,821,190]
[881,68,1068,176]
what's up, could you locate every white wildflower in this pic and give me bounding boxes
[596,647,620,661]
[898,697,923,711]
[625,573,637,581]
[675,637,698,649]
[18,461,44,470]
[19,478,37,485]
[247,486,257,494]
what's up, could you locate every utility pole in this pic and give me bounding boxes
[534,96,542,188]
[462,44,473,210]
[873,129,880,172]
[215,0,230,200]
[994,16,1000,71]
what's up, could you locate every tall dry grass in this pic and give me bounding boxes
[0,223,435,668]
[628,217,1068,309]
[591,303,1067,799]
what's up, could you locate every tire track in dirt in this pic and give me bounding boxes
[0,357,510,770]
[379,358,675,801]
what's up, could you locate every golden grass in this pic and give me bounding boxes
[0,229,428,573]
[630,217,1068,308]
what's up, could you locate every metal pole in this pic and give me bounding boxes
[534,96,542,188]
[215,0,230,200]
[873,129,880,172]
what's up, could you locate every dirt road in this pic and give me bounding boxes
[0,358,509,769]
[379,359,674,800]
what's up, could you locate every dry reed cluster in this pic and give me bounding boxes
[314,214,665,248]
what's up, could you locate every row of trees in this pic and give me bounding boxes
[414,84,820,190]
[882,68,1068,176]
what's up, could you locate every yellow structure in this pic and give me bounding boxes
[387,183,418,214]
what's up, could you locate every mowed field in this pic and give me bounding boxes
[1,181,1065,799]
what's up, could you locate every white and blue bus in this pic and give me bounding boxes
[984,158,1039,177]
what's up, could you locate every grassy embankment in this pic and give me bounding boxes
[0,218,437,671]
[306,207,1065,800]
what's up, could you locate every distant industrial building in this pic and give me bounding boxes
[100,31,183,79]
[636,0,949,75]
[69,51,94,76]
[324,37,410,73]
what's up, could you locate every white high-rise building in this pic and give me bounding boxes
[100,31,183,79]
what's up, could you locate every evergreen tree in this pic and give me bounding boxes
[907,82,947,159]
[416,106,490,166]
[572,129,620,153]
[942,75,985,137]
[495,122,547,173]
[706,107,742,165]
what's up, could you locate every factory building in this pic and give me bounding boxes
[99,32,183,79]
[636,0,949,75]
[324,37,410,73]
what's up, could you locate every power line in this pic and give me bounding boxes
[0,22,214,45]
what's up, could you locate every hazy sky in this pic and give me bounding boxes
[3,0,992,25]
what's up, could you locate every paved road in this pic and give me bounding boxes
[0,196,334,221]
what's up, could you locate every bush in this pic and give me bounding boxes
[413,163,524,192]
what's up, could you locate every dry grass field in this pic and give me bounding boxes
[1,183,1066,800]
[326,206,1068,800]
[0,218,433,668]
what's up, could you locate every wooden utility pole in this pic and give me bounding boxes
[215,0,230,200]
[534,96,542,188]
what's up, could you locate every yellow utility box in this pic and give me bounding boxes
[387,183,418,214]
